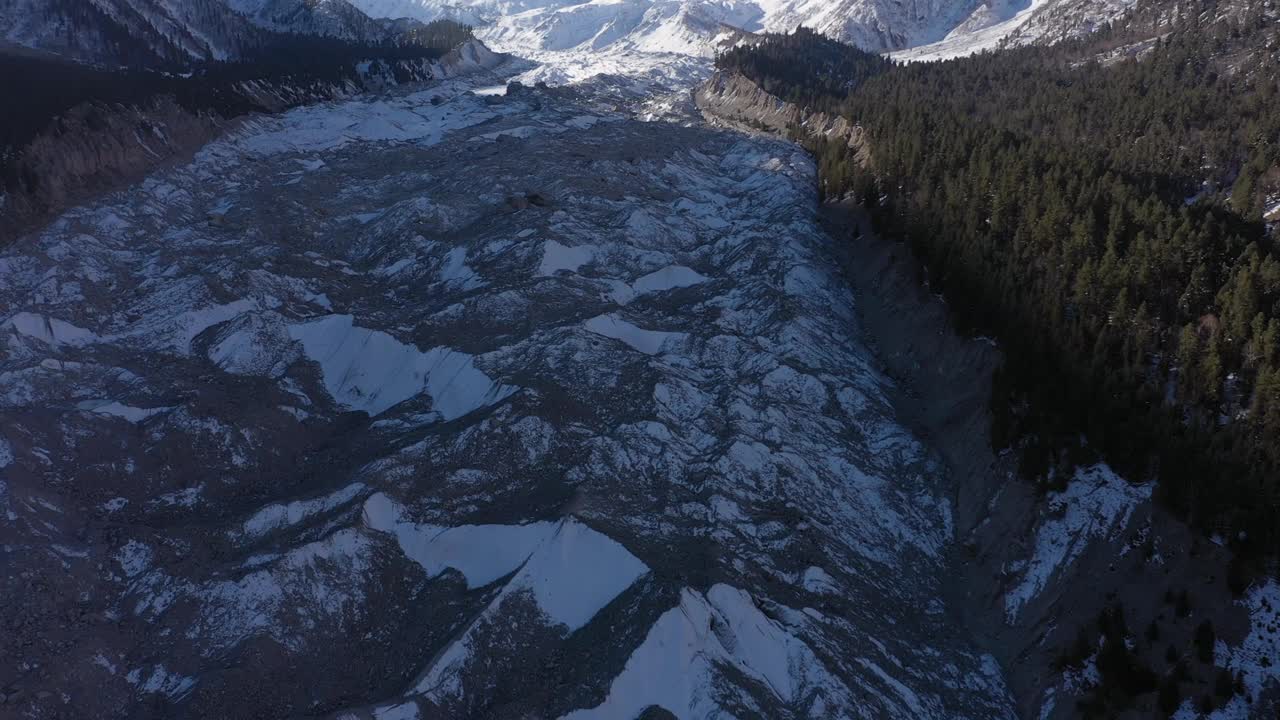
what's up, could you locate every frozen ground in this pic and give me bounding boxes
[0,62,1023,717]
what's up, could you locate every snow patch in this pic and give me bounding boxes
[539,240,596,275]
[584,314,686,355]
[1004,464,1151,622]
[7,312,96,346]
[363,492,556,588]
[500,518,648,631]
[288,315,516,418]
[77,400,172,423]
[364,493,646,629]
[240,483,367,542]
[1200,581,1280,719]
[630,265,707,295]
[564,584,852,719]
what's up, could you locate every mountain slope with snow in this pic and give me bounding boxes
[0,0,430,67]
[0,0,264,65]
[890,0,1134,61]
[225,0,392,41]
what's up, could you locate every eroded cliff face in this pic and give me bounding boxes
[698,73,1280,719]
[694,71,871,168]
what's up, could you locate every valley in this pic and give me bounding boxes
[2,0,1280,718]
[2,63,1021,719]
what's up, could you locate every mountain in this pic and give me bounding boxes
[890,0,1137,61]
[0,0,264,66]
[348,0,1141,63]
[0,0,434,68]
[0,31,491,246]
[0,0,1143,73]
[224,0,393,42]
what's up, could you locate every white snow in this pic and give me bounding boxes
[630,265,707,295]
[157,300,258,354]
[611,264,709,304]
[890,0,1050,62]
[563,584,852,719]
[374,702,420,720]
[288,315,516,418]
[184,528,376,653]
[207,313,298,378]
[209,85,501,161]
[240,483,367,541]
[1196,581,1280,719]
[498,518,648,630]
[438,246,482,287]
[801,566,838,594]
[77,400,172,423]
[363,492,557,588]
[1004,464,1151,622]
[134,665,196,700]
[406,518,650,702]
[584,314,686,355]
[6,311,96,346]
[538,240,596,275]
[365,493,646,630]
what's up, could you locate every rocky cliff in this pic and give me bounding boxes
[694,71,871,168]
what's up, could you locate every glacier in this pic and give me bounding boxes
[0,57,1022,717]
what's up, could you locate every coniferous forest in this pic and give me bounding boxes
[1,20,474,221]
[719,3,1280,555]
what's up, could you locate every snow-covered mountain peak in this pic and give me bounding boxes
[345,0,1140,87]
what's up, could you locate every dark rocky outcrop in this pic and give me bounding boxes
[694,70,871,168]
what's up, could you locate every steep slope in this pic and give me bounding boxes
[0,0,265,66]
[890,0,1135,61]
[758,0,982,50]
[0,72,1018,717]
[482,0,753,87]
[225,0,393,41]
[0,0,434,68]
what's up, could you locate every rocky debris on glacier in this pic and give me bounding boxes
[0,69,1021,717]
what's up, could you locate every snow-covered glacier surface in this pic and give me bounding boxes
[0,77,1015,717]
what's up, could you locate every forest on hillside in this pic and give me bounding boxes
[0,20,474,196]
[718,4,1280,555]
